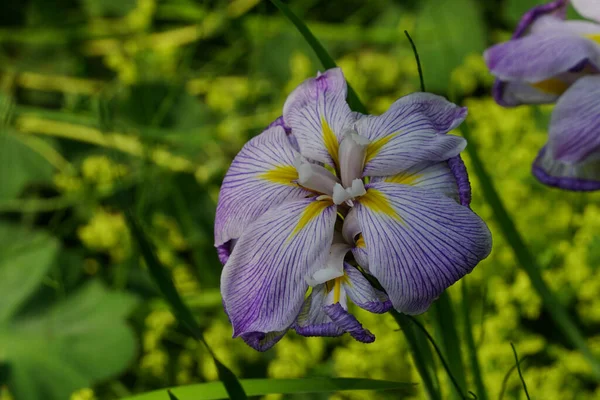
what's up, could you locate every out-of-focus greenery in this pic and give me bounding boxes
[1,0,599,399]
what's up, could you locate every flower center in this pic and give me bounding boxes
[295,129,370,206]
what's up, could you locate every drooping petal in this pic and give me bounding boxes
[356,93,467,177]
[532,146,600,191]
[484,33,600,83]
[532,75,600,191]
[354,183,492,314]
[215,126,311,247]
[546,75,600,163]
[343,263,392,313]
[371,161,461,204]
[294,284,345,337]
[221,198,337,338]
[323,303,375,343]
[493,80,562,107]
[572,0,600,23]
[283,68,356,166]
[241,331,287,352]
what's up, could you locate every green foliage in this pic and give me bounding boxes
[124,378,415,400]
[0,223,137,400]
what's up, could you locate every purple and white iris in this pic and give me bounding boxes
[484,0,600,190]
[215,68,492,351]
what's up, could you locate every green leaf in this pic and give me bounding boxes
[391,311,441,400]
[0,223,138,400]
[413,0,486,93]
[123,378,416,400]
[459,122,600,380]
[431,292,467,399]
[121,208,247,400]
[461,281,488,400]
[79,0,137,17]
[0,131,54,201]
[510,344,531,400]
[268,0,367,114]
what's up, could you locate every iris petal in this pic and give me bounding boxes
[214,126,311,248]
[356,93,467,177]
[221,198,336,338]
[283,68,356,167]
[355,183,492,314]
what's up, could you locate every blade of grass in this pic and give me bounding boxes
[431,292,467,399]
[268,0,367,114]
[392,311,441,400]
[123,210,247,400]
[498,355,529,400]
[123,378,416,400]
[459,122,600,380]
[461,281,488,400]
[404,30,425,92]
[510,344,530,400]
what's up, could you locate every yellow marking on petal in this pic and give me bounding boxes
[365,133,398,163]
[359,188,403,222]
[258,165,298,186]
[288,200,332,240]
[530,78,569,96]
[355,234,366,249]
[322,117,339,165]
[333,277,341,303]
[586,33,600,45]
[384,172,422,185]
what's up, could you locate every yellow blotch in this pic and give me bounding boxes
[359,188,402,222]
[333,278,341,303]
[530,78,569,96]
[322,117,339,165]
[384,172,421,185]
[365,133,398,163]
[586,33,600,45]
[288,200,332,240]
[355,234,366,248]
[259,165,298,186]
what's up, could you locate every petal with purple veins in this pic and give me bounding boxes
[356,93,467,177]
[343,263,392,314]
[294,284,345,338]
[354,183,492,314]
[214,126,311,248]
[283,68,355,167]
[221,198,337,341]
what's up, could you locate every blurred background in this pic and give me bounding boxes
[1,0,599,399]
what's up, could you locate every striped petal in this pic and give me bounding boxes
[283,68,355,167]
[532,75,600,191]
[294,284,345,337]
[221,198,337,339]
[343,264,391,314]
[356,93,467,177]
[354,183,492,314]
[512,0,567,39]
[214,125,311,248]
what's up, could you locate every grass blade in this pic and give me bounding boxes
[459,122,600,380]
[123,378,416,400]
[392,311,441,400]
[498,355,529,400]
[268,0,367,114]
[431,292,467,399]
[461,281,488,400]
[510,344,530,400]
[122,209,248,400]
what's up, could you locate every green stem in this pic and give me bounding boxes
[461,280,488,400]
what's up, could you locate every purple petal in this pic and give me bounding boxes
[512,0,567,39]
[532,146,600,191]
[343,263,392,314]
[214,125,311,247]
[371,161,464,204]
[355,183,492,314]
[484,33,600,83]
[493,80,562,107]
[241,330,287,352]
[448,155,472,207]
[221,198,337,336]
[356,93,467,177]
[283,68,356,166]
[323,303,375,343]
[547,75,600,163]
[294,284,345,337]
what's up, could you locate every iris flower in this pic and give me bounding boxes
[215,68,492,351]
[484,0,600,190]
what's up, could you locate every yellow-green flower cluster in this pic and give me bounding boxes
[78,208,131,262]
